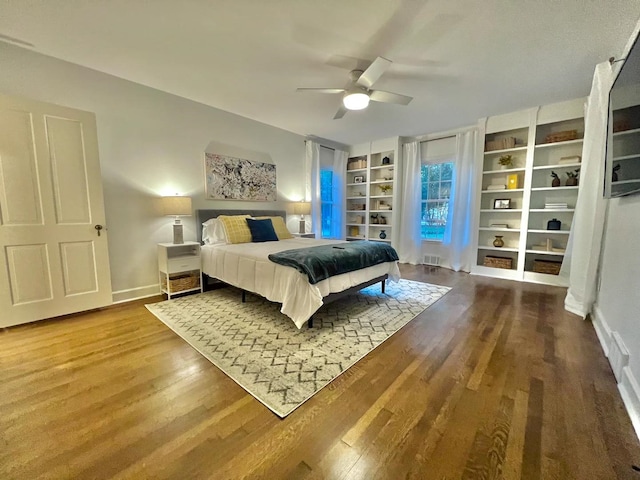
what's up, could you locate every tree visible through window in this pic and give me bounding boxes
[320,170,333,238]
[421,162,453,241]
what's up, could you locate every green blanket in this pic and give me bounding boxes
[268,240,399,285]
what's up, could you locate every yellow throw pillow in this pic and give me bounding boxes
[255,216,293,240]
[217,215,252,244]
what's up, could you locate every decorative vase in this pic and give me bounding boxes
[382,156,391,165]
[552,177,561,187]
[379,230,387,239]
[493,235,504,247]
[566,177,578,186]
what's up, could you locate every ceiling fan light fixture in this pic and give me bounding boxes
[343,91,370,110]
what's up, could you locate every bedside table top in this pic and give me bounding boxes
[158,241,201,247]
[292,233,315,238]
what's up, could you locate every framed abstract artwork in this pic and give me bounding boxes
[204,153,277,201]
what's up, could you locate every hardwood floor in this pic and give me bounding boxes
[1,265,639,479]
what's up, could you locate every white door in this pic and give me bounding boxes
[0,94,112,327]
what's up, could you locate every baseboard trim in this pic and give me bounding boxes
[619,367,640,442]
[591,305,640,442]
[112,284,161,304]
[591,305,612,357]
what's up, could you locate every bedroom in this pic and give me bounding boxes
[1,1,640,478]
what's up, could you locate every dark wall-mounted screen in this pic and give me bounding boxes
[606,32,640,198]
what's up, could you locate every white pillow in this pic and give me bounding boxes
[202,218,228,245]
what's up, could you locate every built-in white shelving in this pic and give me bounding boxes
[346,138,401,247]
[472,98,586,286]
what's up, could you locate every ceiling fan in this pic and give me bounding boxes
[296,56,413,119]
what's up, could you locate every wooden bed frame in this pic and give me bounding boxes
[195,209,388,327]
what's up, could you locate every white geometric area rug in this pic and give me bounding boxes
[146,279,451,417]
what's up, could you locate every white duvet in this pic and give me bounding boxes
[201,238,401,328]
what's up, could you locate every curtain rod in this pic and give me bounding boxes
[413,124,477,143]
[303,140,336,151]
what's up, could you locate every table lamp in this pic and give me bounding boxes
[162,195,192,244]
[292,201,311,234]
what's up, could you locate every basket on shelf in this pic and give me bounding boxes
[533,260,562,275]
[483,256,512,269]
[485,137,517,152]
[544,130,578,143]
[162,271,200,292]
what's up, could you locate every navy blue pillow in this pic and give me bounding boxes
[246,218,279,242]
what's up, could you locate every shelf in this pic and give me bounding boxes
[370,238,392,243]
[483,167,526,175]
[481,188,524,194]
[370,195,393,199]
[523,271,567,287]
[613,127,640,137]
[529,208,575,212]
[346,182,367,187]
[346,223,365,227]
[527,229,570,234]
[534,139,583,149]
[346,210,366,213]
[525,249,565,256]
[484,146,528,155]
[612,179,640,186]
[369,224,390,227]
[532,163,581,171]
[612,154,640,162]
[346,236,366,240]
[471,266,520,279]
[346,196,366,200]
[479,227,520,232]
[346,168,367,173]
[478,246,519,252]
[370,179,394,184]
[369,209,393,213]
[479,208,523,213]
[370,165,394,170]
[531,186,579,192]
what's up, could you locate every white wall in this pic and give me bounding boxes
[0,44,306,302]
[594,195,640,434]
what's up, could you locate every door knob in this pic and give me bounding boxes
[95,224,103,236]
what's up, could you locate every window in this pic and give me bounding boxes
[421,162,453,241]
[320,169,333,238]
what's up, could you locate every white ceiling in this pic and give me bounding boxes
[1,1,639,146]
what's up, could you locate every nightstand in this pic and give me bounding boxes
[292,233,316,238]
[158,242,203,299]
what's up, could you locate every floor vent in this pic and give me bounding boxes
[610,331,630,383]
[423,255,441,267]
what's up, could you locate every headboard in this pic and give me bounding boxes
[195,209,287,244]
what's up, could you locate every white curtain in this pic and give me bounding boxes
[305,140,321,237]
[398,141,422,264]
[331,149,348,239]
[562,61,615,318]
[443,129,478,271]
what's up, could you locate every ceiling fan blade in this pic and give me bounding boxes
[296,88,345,94]
[333,105,348,120]
[356,56,392,89]
[369,90,413,106]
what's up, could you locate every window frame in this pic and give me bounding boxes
[319,168,333,239]
[420,160,454,243]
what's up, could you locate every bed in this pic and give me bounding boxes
[196,209,401,329]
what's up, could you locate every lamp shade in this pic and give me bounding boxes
[292,201,311,215]
[161,196,192,216]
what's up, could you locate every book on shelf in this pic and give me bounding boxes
[486,184,506,190]
[544,203,568,209]
[558,155,581,165]
[490,223,509,228]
